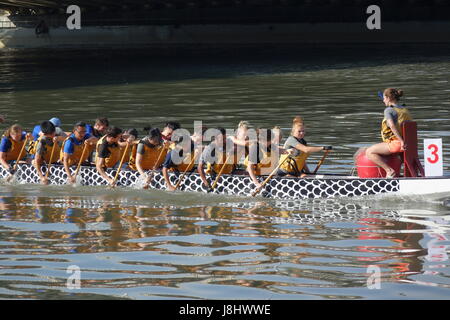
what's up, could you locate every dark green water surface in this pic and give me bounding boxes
[0,45,449,299]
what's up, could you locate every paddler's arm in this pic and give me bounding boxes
[302,163,311,174]
[277,146,289,155]
[85,136,98,147]
[33,144,47,185]
[0,152,11,172]
[63,152,76,184]
[293,143,324,154]
[230,136,249,147]
[95,157,114,185]
[0,137,14,173]
[135,152,149,182]
[55,135,66,143]
[247,163,262,189]
[197,160,210,188]
[386,119,405,149]
[162,167,176,191]
[118,136,137,148]
[162,152,176,191]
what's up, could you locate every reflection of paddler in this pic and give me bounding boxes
[61,121,98,184]
[0,124,30,174]
[32,121,62,185]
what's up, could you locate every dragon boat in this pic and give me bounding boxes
[1,121,449,200]
[1,163,449,200]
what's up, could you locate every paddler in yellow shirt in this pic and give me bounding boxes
[197,127,236,189]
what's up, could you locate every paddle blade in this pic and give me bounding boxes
[377,91,383,100]
[6,173,17,184]
[74,174,83,186]
[134,175,148,189]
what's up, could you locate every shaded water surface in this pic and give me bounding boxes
[0,45,450,299]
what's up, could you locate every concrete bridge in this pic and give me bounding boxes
[1,1,449,25]
[1,1,449,48]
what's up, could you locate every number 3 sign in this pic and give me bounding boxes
[424,139,443,177]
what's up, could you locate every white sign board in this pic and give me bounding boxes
[424,139,443,177]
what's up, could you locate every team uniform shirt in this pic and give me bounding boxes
[97,140,118,159]
[0,132,26,153]
[381,104,412,143]
[200,138,236,175]
[279,136,309,175]
[283,136,308,156]
[247,142,273,165]
[86,124,103,139]
[162,149,183,170]
[63,133,91,155]
[32,125,66,141]
[136,139,159,155]
[200,138,234,164]
[384,105,406,123]
[35,137,56,156]
[162,143,195,171]
[245,142,277,176]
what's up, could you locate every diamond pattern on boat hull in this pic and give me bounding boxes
[0,164,400,199]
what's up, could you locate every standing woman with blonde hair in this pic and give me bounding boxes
[0,124,30,173]
[365,88,412,178]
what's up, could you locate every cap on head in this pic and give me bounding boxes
[49,117,61,127]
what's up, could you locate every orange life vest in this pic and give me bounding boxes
[1,133,27,162]
[59,134,90,166]
[95,135,121,168]
[205,146,236,175]
[129,139,167,171]
[381,106,412,142]
[33,136,61,164]
[244,143,273,175]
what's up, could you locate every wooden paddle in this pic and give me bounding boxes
[6,136,29,182]
[110,142,130,188]
[210,153,232,190]
[312,149,331,175]
[251,155,291,197]
[173,150,199,191]
[143,144,168,189]
[72,143,88,184]
[44,140,57,179]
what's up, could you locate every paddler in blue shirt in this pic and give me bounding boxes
[0,124,32,174]
[60,121,98,184]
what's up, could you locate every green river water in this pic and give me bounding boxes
[0,44,449,299]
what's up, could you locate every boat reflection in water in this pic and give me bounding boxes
[1,190,449,299]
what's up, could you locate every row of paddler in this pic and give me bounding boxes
[0,87,414,190]
[0,117,332,192]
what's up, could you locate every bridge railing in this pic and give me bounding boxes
[0,20,15,28]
